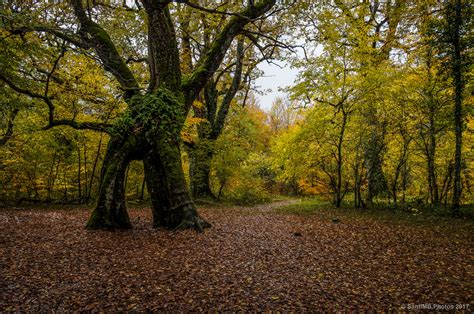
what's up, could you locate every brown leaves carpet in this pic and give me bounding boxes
[1,201,472,311]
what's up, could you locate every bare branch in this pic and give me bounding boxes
[0,108,19,146]
[125,56,148,64]
[10,26,89,49]
[183,0,276,107]
[44,119,112,133]
[183,1,249,20]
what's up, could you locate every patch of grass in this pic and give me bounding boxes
[277,197,331,215]
[278,197,474,233]
[270,195,299,202]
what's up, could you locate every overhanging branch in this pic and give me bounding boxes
[183,1,250,20]
[10,26,90,49]
[71,0,140,97]
[44,120,112,133]
[0,73,111,134]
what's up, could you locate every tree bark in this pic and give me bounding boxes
[145,137,211,231]
[86,136,136,230]
[188,38,245,199]
[87,94,212,231]
[87,133,104,201]
[77,144,82,202]
[365,125,388,204]
[189,141,214,199]
[335,111,347,208]
[449,0,463,213]
[426,110,440,206]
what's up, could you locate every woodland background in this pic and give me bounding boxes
[0,1,472,213]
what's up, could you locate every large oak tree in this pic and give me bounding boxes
[1,0,277,231]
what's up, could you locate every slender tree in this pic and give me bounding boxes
[445,0,469,212]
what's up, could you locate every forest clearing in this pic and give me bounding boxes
[1,200,472,311]
[1,0,473,311]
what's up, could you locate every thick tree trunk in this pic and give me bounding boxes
[147,138,211,231]
[86,136,135,230]
[365,110,388,205]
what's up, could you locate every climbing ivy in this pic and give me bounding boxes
[110,88,185,142]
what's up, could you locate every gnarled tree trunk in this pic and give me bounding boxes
[148,136,211,231]
[70,0,276,231]
[87,92,211,231]
[86,136,137,229]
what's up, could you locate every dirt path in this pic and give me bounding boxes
[1,202,472,311]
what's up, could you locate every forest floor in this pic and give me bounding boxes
[1,199,473,311]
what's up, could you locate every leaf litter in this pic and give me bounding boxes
[0,201,472,311]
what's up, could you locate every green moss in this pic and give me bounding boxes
[110,88,185,141]
[86,208,111,229]
[181,66,207,88]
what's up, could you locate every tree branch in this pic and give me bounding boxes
[10,26,90,49]
[183,1,249,19]
[125,56,148,64]
[70,0,140,98]
[0,72,55,122]
[44,119,112,133]
[0,73,111,133]
[182,0,276,107]
[211,38,244,139]
[0,108,19,146]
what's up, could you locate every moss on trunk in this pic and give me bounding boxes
[86,91,210,232]
[86,136,136,230]
[189,141,214,199]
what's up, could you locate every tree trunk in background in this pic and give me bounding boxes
[83,143,88,201]
[365,110,388,205]
[335,111,347,208]
[426,107,440,206]
[401,162,409,204]
[46,152,57,202]
[139,176,146,201]
[391,133,411,207]
[77,144,82,202]
[188,39,244,199]
[449,0,464,213]
[189,142,214,199]
[353,163,361,208]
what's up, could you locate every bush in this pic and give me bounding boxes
[226,178,271,205]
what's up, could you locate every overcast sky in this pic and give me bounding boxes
[254,60,299,111]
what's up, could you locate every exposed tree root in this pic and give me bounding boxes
[173,215,212,233]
